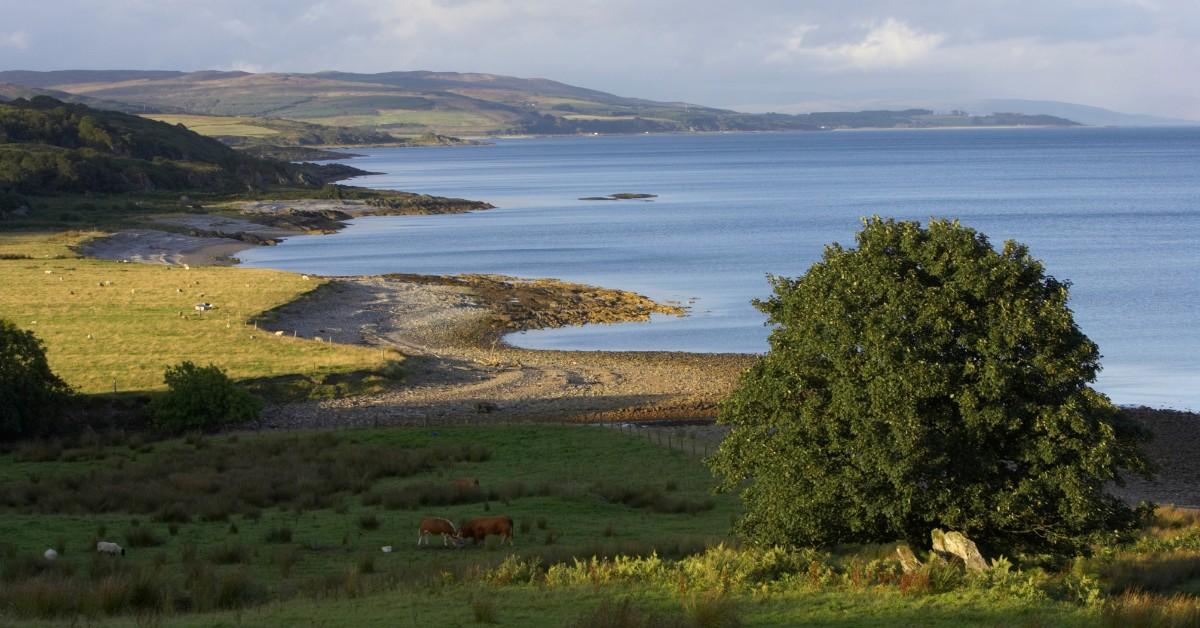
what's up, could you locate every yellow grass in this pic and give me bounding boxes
[0,230,104,259]
[305,109,501,130]
[142,114,281,138]
[0,254,392,393]
[560,114,643,121]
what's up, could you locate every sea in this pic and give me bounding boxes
[238,128,1200,410]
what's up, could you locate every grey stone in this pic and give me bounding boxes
[896,546,922,573]
[931,528,989,572]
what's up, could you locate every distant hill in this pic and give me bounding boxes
[0,70,1081,137]
[0,96,366,195]
[966,99,1199,128]
[0,82,169,114]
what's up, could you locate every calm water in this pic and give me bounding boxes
[240,128,1200,409]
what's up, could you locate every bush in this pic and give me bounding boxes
[708,217,1153,555]
[124,526,164,548]
[570,598,692,628]
[471,596,500,624]
[210,544,251,565]
[0,319,73,441]
[264,527,293,544]
[149,362,262,431]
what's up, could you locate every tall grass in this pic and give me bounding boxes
[1101,591,1200,627]
[0,434,491,519]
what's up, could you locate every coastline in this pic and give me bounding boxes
[65,205,1200,506]
[74,205,754,424]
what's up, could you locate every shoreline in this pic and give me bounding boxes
[75,205,1197,414]
[253,274,754,427]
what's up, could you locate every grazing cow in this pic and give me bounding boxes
[417,517,463,547]
[96,541,125,556]
[460,516,514,546]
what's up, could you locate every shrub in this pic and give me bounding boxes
[356,554,376,575]
[684,592,742,628]
[153,503,191,524]
[149,362,262,431]
[709,217,1153,555]
[124,526,164,548]
[215,570,264,610]
[570,598,690,628]
[210,544,251,565]
[1101,591,1200,627]
[264,527,294,544]
[471,595,500,624]
[0,319,73,441]
[358,513,381,531]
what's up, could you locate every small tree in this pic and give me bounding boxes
[150,361,262,431]
[0,318,72,440]
[708,217,1152,555]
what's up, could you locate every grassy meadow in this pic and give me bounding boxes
[143,115,284,139]
[6,424,1200,626]
[0,231,394,394]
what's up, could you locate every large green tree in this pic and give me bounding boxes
[150,361,262,432]
[708,217,1152,555]
[0,318,72,440]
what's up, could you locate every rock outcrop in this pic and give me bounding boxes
[931,529,989,572]
[895,546,922,573]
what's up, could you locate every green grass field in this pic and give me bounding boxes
[306,109,506,133]
[0,232,393,393]
[143,114,283,139]
[0,424,1128,627]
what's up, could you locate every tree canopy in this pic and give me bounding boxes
[0,97,364,195]
[0,318,72,441]
[708,217,1152,555]
[149,361,262,432]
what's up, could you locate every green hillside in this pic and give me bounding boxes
[0,96,367,195]
[0,70,1080,137]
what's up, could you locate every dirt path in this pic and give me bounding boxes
[256,276,755,429]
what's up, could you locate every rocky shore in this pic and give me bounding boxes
[254,275,754,429]
[81,194,495,265]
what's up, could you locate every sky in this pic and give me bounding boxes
[1,0,1197,119]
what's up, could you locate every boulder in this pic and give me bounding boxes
[931,529,989,572]
[895,546,922,573]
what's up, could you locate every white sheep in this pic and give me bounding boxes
[96,541,125,556]
[43,548,58,561]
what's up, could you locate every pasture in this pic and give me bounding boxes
[0,425,738,624]
[7,425,1200,626]
[0,232,394,394]
[305,109,507,134]
[142,115,283,139]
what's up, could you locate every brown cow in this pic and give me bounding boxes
[417,517,463,547]
[452,478,480,491]
[460,516,514,545]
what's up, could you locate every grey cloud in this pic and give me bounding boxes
[0,0,1196,118]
